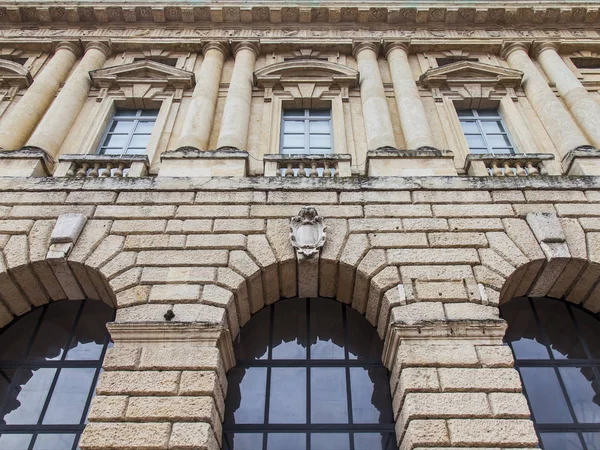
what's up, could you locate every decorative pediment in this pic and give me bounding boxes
[0,60,32,89]
[254,59,359,89]
[89,60,195,90]
[420,61,523,89]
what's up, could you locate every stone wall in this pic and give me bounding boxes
[2,175,600,448]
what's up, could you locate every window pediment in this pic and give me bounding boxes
[0,59,32,89]
[420,61,523,89]
[89,60,195,90]
[254,59,359,89]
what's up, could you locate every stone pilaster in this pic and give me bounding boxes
[385,42,436,150]
[535,42,600,150]
[0,41,80,151]
[502,42,590,160]
[216,41,259,151]
[178,41,228,151]
[353,42,397,150]
[26,41,110,159]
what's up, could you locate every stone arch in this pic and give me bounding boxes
[0,217,125,328]
[473,212,600,311]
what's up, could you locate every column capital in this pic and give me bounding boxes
[202,41,229,58]
[383,40,410,58]
[532,41,560,58]
[232,41,260,58]
[500,41,532,60]
[352,41,380,58]
[83,41,111,58]
[53,41,82,58]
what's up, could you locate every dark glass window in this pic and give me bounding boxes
[501,297,600,450]
[97,109,159,157]
[223,297,397,450]
[0,299,114,450]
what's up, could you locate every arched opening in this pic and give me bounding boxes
[500,296,600,450]
[223,297,397,450]
[0,299,115,450]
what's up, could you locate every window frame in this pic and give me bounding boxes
[457,108,517,156]
[0,299,115,450]
[96,108,159,157]
[280,108,333,155]
[223,297,397,450]
[501,297,600,449]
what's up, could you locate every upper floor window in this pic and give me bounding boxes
[501,297,600,450]
[224,297,397,450]
[0,299,114,449]
[97,109,158,156]
[458,109,516,155]
[281,109,332,155]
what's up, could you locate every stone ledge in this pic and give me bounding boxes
[563,147,600,176]
[159,148,248,177]
[3,175,600,191]
[367,148,458,177]
[0,147,54,177]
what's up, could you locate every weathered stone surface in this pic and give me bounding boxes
[348,218,403,232]
[112,220,167,234]
[169,422,219,450]
[475,345,514,368]
[137,250,228,266]
[187,234,246,249]
[433,204,514,218]
[141,267,216,284]
[403,218,448,231]
[149,284,201,303]
[214,219,264,233]
[438,368,522,392]
[267,191,337,204]
[446,419,537,446]
[365,204,432,218]
[97,371,180,396]
[117,191,195,204]
[399,419,450,449]
[388,248,479,265]
[491,190,525,203]
[369,232,428,248]
[177,205,249,218]
[488,392,531,418]
[448,218,504,231]
[87,395,128,421]
[341,191,410,204]
[195,191,265,204]
[428,232,487,248]
[80,423,171,449]
[352,249,386,314]
[95,205,176,219]
[413,191,491,204]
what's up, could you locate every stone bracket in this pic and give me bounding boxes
[526,212,570,260]
[46,213,88,260]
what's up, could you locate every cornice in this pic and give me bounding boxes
[1,3,599,27]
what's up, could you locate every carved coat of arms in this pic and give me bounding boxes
[290,207,326,257]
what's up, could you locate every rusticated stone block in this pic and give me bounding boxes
[475,345,514,368]
[488,392,531,418]
[87,395,128,421]
[446,419,538,447]
[398,419,450,450]
[97,371,180,396]
[437,368,522,392]
[80,422,171,449]
[169,422,219,450]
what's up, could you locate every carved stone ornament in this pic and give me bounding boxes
[290,207,326,257]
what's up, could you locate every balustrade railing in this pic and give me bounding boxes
[263,154,352,178]
[54,155,149,178]
[465,154,556,177]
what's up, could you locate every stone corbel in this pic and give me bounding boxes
[290,207,326,297]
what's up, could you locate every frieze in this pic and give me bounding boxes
[0,26,597,40]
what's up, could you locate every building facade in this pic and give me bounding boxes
[0,1,600,449]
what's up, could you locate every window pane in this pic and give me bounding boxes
[33,434,76,450]
[457,110,474,117]
[43,368,96,424]
[134,121,155,134]
[66,300,112,361]
[224,368,267,424]
[310,298,344,360]
[271,300,307,360]
[114,109,137,116]
[282,134,305,149]
[571,307,600,359]
[533,298,586,360]
[519,367,573,424]
[309,134,331,149]
[28,301,80,361]
[558,367,600,423]
[283,109,304,117]
[309,121,330,134]
[459,121,479,133]
[501,298,550,359]
[346,306,383,361]
[310,109,331,117]
[583,433,600,449]
[0,308,42,360]
[350,367,394,424]
[109,120,134,133]
[102,134,128,149]
[267,433,305,450]
[311,433,349,450]
[101,147,124,156]
[355,433,396,450]
[466,135,486,149]
[0,434,32,450]
[234,308,270,361]
[269,368,306,424]
[129,134,151,149]
[3,368,56,424]
[539,433,583,450]
[311,367,347,423]
[477,109,500,117]
[283,120,304,134]
[280,148,304,155]
[487,134,512,148]
[227,433,263,450]
[140,110,159,117]
[481,121,505,133]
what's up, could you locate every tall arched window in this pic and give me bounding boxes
[501,297,600,450]
[0,299,114,450]
[223,297,397,450]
